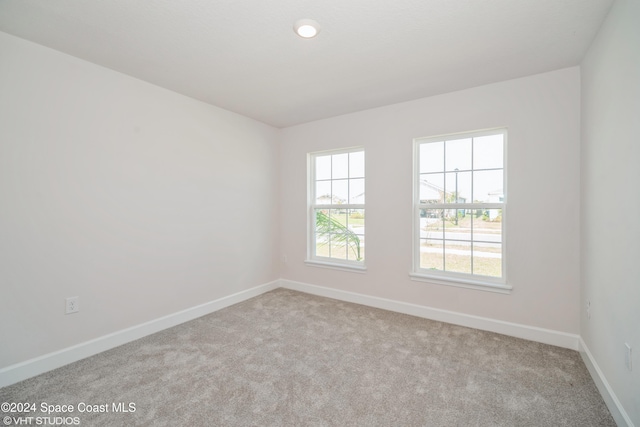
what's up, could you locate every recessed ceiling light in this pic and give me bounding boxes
[294,19,321,38]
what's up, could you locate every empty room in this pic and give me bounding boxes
[0,0,638,425]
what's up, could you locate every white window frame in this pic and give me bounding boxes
[306,147,366,272]
[410,128,510,293]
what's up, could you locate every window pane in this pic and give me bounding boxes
[332,179,348,205]
[332,153,348,179]
[329,234,348,260]
[445,138,472,172]
[314,209,330,245]
[444,212,470,240]
[349,178,365,204]
[346,235,364,261]
[357,242,365,262]
[345,210,365,261]
[473,170,503,202]
[474,134,503,170]
[316,155,331,180]
[314,209,329,257]
[348,209,365,236]
[445,170,471,203]
[420,141,444,173]
[316,241,331,258]
[315,181,331,204]
[472,211,502,243]
[420,239,443,271]
[473,242,502,277]
[315,209,329,228]
[349,151,365,178]
[419,173,444,203]
[330,209,347,227]
[420,209,443,239]
[444,240,471,274]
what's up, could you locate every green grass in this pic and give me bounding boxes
[420,250,501,278]
[328,211,365,227]
[316,241,365,261]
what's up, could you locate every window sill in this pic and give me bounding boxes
[305,259,367,274]
[409,272,512,294]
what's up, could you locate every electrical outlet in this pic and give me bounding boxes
[283,255,288,264]
[65,296,79,314]
[625,343,632,371]
[586,300,591,319]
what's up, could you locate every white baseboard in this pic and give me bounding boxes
[10,276,629,426]
[279,279,580,350]
[579,338,634,427]
[0,280,279,388]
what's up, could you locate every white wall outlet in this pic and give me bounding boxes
[586,300,591,319]
[65,296,79,314]
[625,343,632,371]
[283,254,288,264]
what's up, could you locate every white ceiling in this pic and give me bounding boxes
[0,0,613,128]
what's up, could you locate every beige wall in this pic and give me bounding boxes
[280,67,581,334]
[581,0,640,423]
[0,32,281,367]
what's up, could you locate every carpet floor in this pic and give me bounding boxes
[1,288,614,426]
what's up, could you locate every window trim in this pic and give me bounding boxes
[307,146,366,271]
[411,128,509,292]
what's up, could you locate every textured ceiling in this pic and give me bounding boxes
[0,0,613,128]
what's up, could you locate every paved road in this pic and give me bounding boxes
[420,246,501,258]
[421,231,500,245]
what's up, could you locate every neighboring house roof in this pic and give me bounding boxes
[350,192,365,205]
[419,180,466,203]
[420,180,442,202]
[487,189,504,203]
[317,192,365,205]
[317,194,345,204]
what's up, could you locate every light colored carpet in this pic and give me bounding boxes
[1,288,614,426]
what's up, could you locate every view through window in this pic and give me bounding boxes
[308,148,365,267]
[414,129,506,284]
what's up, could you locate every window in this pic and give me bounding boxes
[307,147,365,270]
[412,129,509,292]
